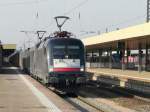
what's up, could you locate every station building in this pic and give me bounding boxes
[82,23,150,72]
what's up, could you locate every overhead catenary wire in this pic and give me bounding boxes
[41,0,90,31]
[107,14,146,29]
[36,0,146,37]
[0,0,48,7]
[80,14,146,37]
[64,0,89,16]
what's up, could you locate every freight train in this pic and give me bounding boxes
[19,31,86,92]
[8,16,86,92]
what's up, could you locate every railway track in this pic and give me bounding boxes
[89,81,150,101]
[12,65,150,112]
[21,70,101,111]
[100,86,150,103]
[61,93,102,112]
[20,67,150,112]
[79,81,150,112]
[40,80,150,112]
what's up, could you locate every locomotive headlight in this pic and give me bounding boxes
[49,68,53,72]
[80,66,84,72]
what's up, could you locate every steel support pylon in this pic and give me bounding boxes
[147,0,150,22]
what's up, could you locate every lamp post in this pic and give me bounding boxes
[147,0,150,22]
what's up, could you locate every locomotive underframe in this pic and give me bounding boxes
[47,71,86,86]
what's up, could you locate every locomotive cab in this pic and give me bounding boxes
[47,37,86,87]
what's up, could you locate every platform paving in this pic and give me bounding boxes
[0,66,79,112]
[87,68,150,83]
[0,67,51,112]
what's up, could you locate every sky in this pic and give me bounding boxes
[0,0,147,49]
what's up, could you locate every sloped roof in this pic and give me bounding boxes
[82,23,150,46]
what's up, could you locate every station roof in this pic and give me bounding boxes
[82,23,150,49]
[3,44,16,50]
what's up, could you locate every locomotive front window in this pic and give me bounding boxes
[54,46,65,49]
[67,45,80,59]
[53,45,80,59]
[53,45,65,59]
[68,45,79,49]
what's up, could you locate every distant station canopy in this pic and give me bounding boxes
[2,44,16,61]
[3,44,16,50]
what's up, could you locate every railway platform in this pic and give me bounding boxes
[0,66,79,112]
[87,68,150,93]
[82,23,150,94]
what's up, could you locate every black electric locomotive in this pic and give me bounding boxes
[20,32,86,91]
[20,16,86,92]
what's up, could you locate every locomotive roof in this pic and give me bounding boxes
[22,36,84,53]
[47,36,81,42]
[36,36,82,48]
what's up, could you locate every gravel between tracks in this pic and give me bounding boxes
[78,85,150,112]
[66,97,101,112]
